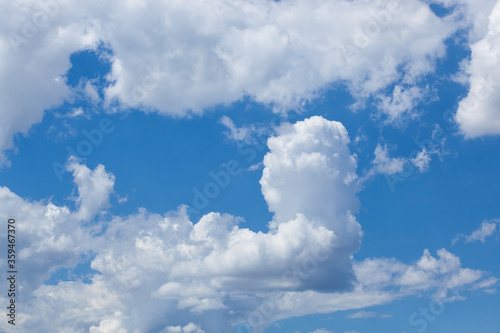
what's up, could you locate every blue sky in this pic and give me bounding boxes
[1,0,500,332]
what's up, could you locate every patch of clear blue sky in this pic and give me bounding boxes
[0,29,499,332]
[429,2,457,18]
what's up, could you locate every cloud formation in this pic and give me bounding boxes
[0,117,495,332]
[0,0,475,165]
[0,116,362,332]
[366,143,431,180]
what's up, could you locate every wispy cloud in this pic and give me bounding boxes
[348,311,377,319]
[453,219,500,244]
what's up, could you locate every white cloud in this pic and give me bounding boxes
[365,144,432,182]
[376,85,425,124]
[66,107,85,118]
[465,220,498,243]
[257,248,491,326]
[0,117,495,332]
[219,115,271,145]
[0,159,114,299]
[85,81,101,104]
[0,116,362,332]
[309,329,335,333]
[372,144,406,175]
[0,0,464,164]
[220,116,254,143]
[473,276,499,292]
[411,148,431,172]
[348,310,377,319]
[430,0,498,40]
[455,0,500,137]
[355,248,488,299]
[0,1,497,330]
[453,219,500,244]
[248,162,264,171]
[66,157,115,222]
[0,0,99,165]
[160,323,205,333]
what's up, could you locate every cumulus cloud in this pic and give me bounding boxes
[98,0,455,114]
[261,116,360,232]
[0,0,467,164]
[0,116,495,332]
[0,159,114,299]
[455,0,500,137]
[0,116,363,332]
[0,0,99,165]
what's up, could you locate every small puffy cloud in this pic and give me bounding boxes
[248,162,264,171]
[365,144,432,184]
[453,219,500,244]
[376,85,425,124]
[372,144,406,175]
[411,148,431,172]
[66,108,85,118]
[66,157,115,222]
